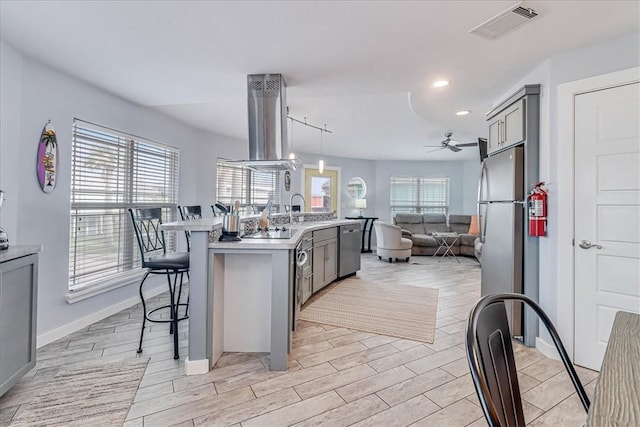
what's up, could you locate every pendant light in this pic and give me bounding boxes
[318,125,325,174]
[288,117,296,159]
[286,114,332,171]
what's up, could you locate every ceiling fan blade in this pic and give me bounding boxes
[455,142,478,147]
[448,145,462,153]
[422,145,442,148]
[426,147,445,153]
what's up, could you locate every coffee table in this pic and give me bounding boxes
[432,232,460,263]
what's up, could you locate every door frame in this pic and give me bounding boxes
[556,67,639,359]
[302,164,342,218]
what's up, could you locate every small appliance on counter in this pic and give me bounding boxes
[220,213,242,242]
[0,190,8,250]
[219,200,242,242]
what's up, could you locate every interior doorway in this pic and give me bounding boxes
[557,67,639,370]
[573,81,640,370]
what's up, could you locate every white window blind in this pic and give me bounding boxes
[390,176,449,216]
[69,119,180,291]
[216,160,281,212]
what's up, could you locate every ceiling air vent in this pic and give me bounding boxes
[470,2,539,40]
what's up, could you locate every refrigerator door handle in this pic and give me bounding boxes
[477,159,488,242]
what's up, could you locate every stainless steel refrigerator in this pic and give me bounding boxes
[478,146,524,336]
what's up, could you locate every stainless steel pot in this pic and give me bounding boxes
[222,214,240,234]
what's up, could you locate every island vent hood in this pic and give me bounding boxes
[224,74,299,171]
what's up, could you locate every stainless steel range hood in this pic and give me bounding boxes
[224,74,299,171]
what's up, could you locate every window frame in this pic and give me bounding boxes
[216,159,281,213]
[389,176,450,217]
[68,119,180,296]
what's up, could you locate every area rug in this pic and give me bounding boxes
[410,255,480,267]
[10,357,149,427]
[299,278,439,343]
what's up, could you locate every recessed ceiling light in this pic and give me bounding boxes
[432,80,450,88]
[456,110,471,116]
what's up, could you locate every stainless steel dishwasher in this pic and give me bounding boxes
[339,223,362,278]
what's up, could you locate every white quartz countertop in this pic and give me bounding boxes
[0,245,43,263]
[216,219,361,250]
[162,217,223,232]
[162,218,361,250]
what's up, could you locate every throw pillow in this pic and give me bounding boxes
[468,215,480,235]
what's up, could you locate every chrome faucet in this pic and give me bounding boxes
[289,193,306,223]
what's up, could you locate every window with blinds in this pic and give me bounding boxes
[216,160,281,212]
[69,119,180,291]
[390,177,449,216]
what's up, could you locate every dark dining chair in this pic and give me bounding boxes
[128,208,189,359]
[465,293,590,427]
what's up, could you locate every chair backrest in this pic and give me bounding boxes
[182,205,202,220]
[373,222,401,249]
[393,213,426,235]
[211,202,229,217]
[468,299,524,426]
[177,205,202,251]
[128,208,166,268]
[466,293,590,427]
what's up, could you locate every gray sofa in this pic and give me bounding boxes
[393,213,480,259]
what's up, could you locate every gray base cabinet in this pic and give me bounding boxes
[0,252,38,397]
[301,274,313,304]
[312,228,338,293]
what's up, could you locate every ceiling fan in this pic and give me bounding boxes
[423,132,478,153]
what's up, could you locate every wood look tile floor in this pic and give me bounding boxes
[0,254,598,426]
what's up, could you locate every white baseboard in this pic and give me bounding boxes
[185,358,210,376]
[535,336,561,361]
[36,285,166,348]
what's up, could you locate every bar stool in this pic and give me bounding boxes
[128,208,189,359]
[177,205,202,251]
[181,205,202,220]
[211,202,229,217]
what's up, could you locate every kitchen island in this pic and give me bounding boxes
[162,215,361,375]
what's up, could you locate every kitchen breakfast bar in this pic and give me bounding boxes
[162,216,360,375]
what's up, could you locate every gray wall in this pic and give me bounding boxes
[0,40,243,342]
[288,153,480,224]
[373,160,480,224]
[287,152,377,219]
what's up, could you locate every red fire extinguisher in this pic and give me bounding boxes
[528,182,547,237]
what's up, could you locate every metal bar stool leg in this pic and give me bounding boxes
[168,270,180,360]
[177,271,186,318]
[167,272,176,335]
[185,271,190,317]
[137,271,151,354]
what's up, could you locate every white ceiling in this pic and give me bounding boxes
[1,1,638,161]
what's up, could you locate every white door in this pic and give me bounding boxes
[574,82,640,370]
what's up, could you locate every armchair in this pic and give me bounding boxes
[373,221,413,263]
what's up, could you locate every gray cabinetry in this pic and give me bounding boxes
[488,99,524,154]
[299,233,314,305]
[1,252,38,397]
[312,227,338,293]
[301,274,313,304]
